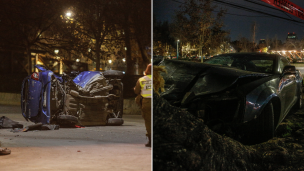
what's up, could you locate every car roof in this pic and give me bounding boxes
[216,52,279,59]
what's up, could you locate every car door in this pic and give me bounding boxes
[278,57,297,114]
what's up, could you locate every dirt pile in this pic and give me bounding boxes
[153,93,304,171]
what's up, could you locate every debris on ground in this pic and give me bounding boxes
[10,123,60,133]
[0,116,23,129]
[0,147,11,155]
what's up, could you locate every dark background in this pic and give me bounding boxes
[154,0,304,42]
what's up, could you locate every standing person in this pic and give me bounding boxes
[134,64,152,147]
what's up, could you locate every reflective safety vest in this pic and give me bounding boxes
[139,75,152,98]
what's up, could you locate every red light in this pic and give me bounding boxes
[31,72,39,81]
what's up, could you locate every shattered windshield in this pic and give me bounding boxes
[205,55,274,73]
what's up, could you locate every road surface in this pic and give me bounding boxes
[0,105,151,171]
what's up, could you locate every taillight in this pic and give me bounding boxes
[31,72,39,81]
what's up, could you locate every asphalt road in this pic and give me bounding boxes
[0,105,151,171]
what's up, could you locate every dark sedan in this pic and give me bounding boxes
[157,53,303,143]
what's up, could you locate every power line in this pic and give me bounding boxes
[212,0,304,24]
[170,0,304,29]
[171,0,269,18]
[244,0,304,22]
[171,0,304,25]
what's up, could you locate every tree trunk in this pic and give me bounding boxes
[95,43,101,71]
[124,15,134,75]
[137,37,150,66]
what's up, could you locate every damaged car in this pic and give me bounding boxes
[157,53,303,143]
[21,65,124,126]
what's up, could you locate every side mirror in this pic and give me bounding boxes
[282,65,296,75]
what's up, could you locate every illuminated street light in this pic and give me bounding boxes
[54,49,59,54]
[108,60,112,64]
[66,12,71,17]
[122,58,125,62]
[76,59,80,62]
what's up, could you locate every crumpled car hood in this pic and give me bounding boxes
[159,60,271,101]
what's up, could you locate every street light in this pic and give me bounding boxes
[122,58,125,62]
[54,49,59,54]
[177,40,180,59]
[66,12,71,17]
[108,59,112,70]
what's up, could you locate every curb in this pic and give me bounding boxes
[0,92,21,106]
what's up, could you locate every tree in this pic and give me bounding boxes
[171,0,227,61]
[60,0,119,71]
[115,0,151,74]
[153,20,176,57]
[130,0,151,67]
[0,0,62,74]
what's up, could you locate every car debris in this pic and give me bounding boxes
[0,147,11,155]
[21,65,124,126]
[0,116,23,129]
[11,123,60,133]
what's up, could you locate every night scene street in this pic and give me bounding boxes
[0,0,151,170]
[154,0,304,170]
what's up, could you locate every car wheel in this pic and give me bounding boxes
[107,118,124,126]
[255,101,274,143]
[296,88,303,109]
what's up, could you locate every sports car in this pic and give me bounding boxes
[21,65,124,126]
[156,53,303,143]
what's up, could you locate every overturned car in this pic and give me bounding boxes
[21,65,124,126]
[156,53,303,143]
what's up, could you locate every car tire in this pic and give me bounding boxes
[107,118,124,126]
[57,115,79,125]
[296,87,303,109]
[255,101,274,143]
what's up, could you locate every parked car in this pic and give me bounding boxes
[21,65,124,126]
[157,53,303,143]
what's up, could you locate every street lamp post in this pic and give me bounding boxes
[54,49,62,74]
[177,40,180,59]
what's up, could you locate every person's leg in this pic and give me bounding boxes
[142,98,151,147]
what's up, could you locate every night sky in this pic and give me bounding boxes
[154,0,304,43]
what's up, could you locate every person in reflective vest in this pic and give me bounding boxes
[134,64,152,147]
